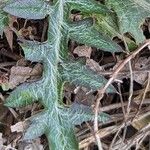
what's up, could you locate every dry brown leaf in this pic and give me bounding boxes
[133,57,150,84]
[73,46,92,58]
[18,139,44,150]
[70,14,82,21]
[9,66,32,89]
[1,63,43,90]
[11,121,25,133]
[16,58,29,66]
[4,26,13,50]
[3,15,17,50]
[86,58,103,72]
[5,145,17,150]
[29,63,43,80]
[113,56,150,84]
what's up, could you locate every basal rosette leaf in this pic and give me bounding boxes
[59,60,116,93]
[4,83,38,107]
[95,12,138,51]
[25,109,79,150]
[24,111,47,140]
[24,103,110,149]
[20,41,50,62]
[95,12,120,38]
[63,103,110,125]
[66,0,111,14]
[105,0,150,43]
[66,18,122,53]
[0,0,10,36]
[3,0,49,19]
[24,121,46,140]
[68,24,122,53]
[0,10,8,36]
[3,0,123,54]
[47,117,79,150]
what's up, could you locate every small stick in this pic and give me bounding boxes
[118,83,126,118]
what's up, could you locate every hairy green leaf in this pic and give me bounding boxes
[3,0,49,19]
[5,83,38,107]
[24,112,47,140]
[0,0,9,36]
[47,122,78,150]
[24,122,46,140]
[69,24,122,52]
[59,60,116,93]
[25,110,79,150]
[66,0,111,14]
[63,103,110,125]
[0,10,7,35]
[96,12,120,38]
[67,18,122,53]
[96,12,138,51]
[20,41,49,62]
[105,0,150,43]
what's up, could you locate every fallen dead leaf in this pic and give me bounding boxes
[1,63,43,90]
[73,46,92,58]
[18,139,44,150]
[4,15,17,50]
[86,58,103,72]
[29,63,43,81]
[4,27,14,50]
[133,57,150,84]
[9,66,32,89]
[113,56,150,84]
[11,121,25,133]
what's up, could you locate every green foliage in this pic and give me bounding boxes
[0,1,9,36]
[63,103,110,125]
[66,0,111,14]
[68,19,122,52]
[59,60,116,92]
[3,0,49,19]
[97,0,150,44]
[0,0,130,149]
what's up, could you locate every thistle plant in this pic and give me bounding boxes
[0,0,123,149]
